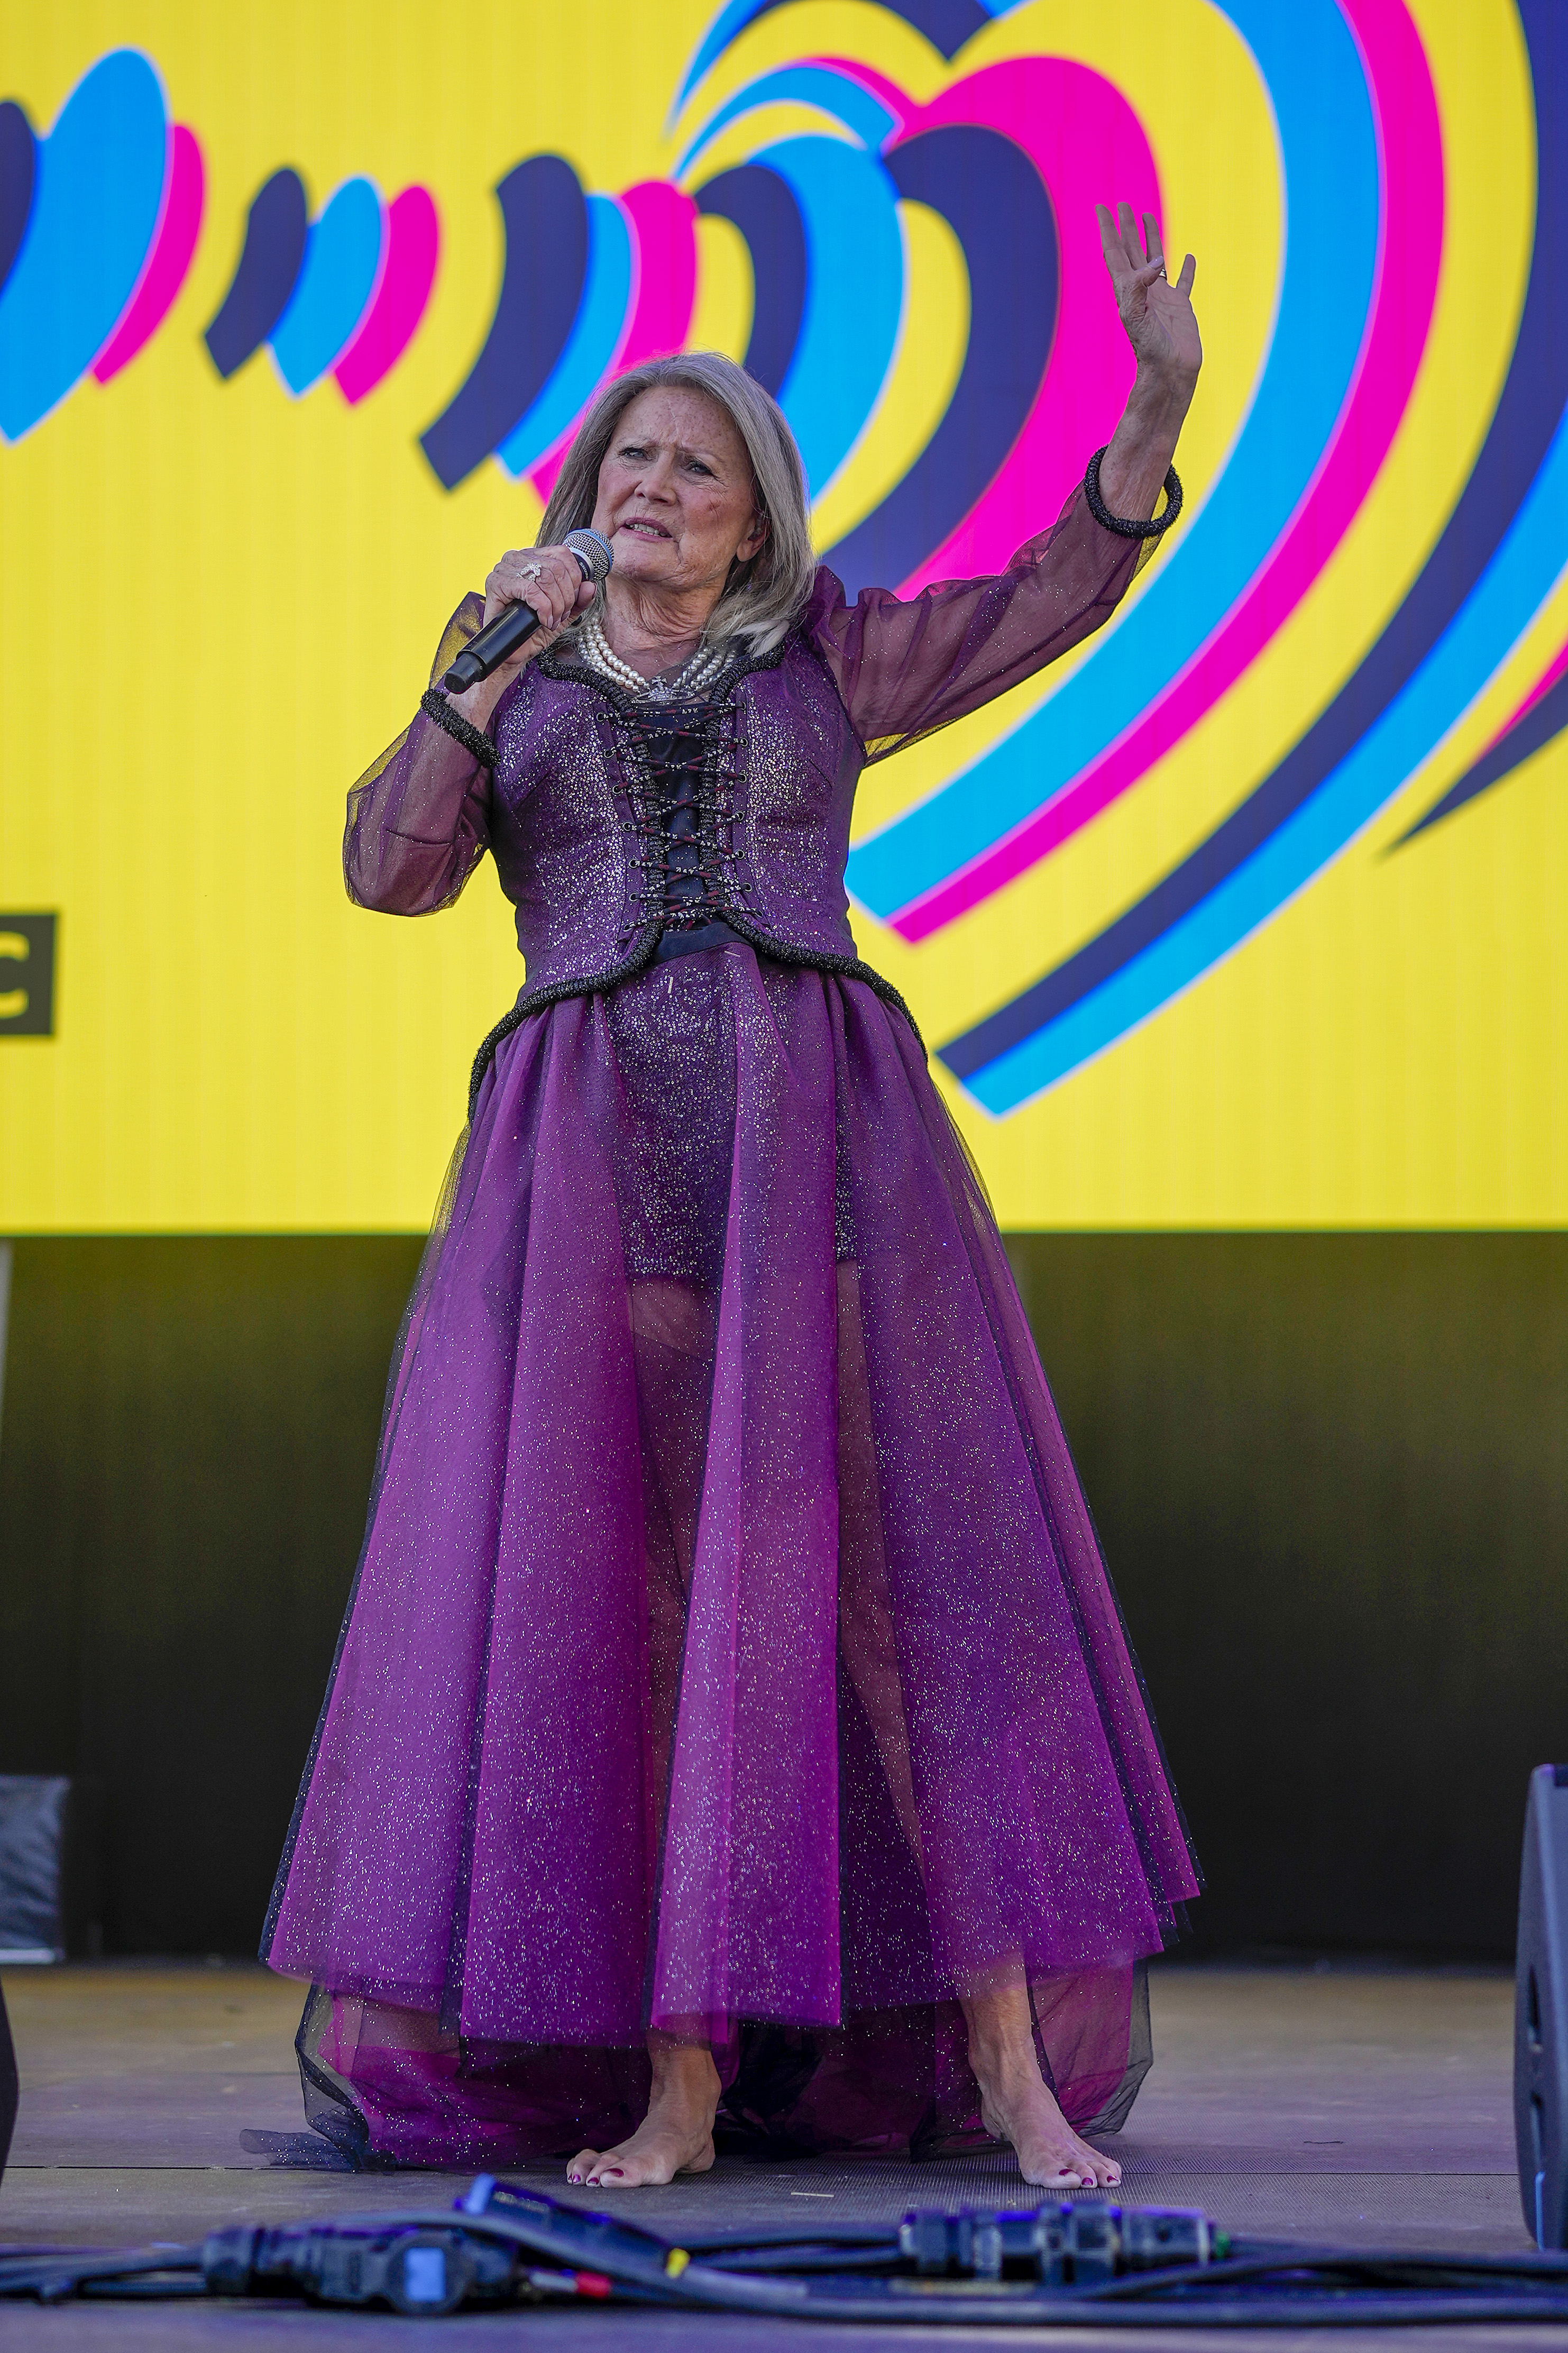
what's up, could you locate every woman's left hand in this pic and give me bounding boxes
[1096,204,1201,396]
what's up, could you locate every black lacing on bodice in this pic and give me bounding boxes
[622,701,748,959]
[466,644,923,1119]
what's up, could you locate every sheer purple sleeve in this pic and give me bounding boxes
[343,593,494,915]
[809,484,1148,762]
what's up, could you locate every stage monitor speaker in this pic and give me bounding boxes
[1516,1762,1568,2247]
[0,1776,105,1964]
[0,1979,13,2185]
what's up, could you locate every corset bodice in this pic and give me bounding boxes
[629,701,750,964]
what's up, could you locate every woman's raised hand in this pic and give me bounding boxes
[1096,204,1201,396]
[481,545,595,646]
[447,545,597,726]
[1092,205,1200,524]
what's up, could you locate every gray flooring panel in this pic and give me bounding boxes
[0,1959,1542,2349]
[5,2313,1568,2353]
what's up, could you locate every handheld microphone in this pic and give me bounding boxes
[441,529,613,694]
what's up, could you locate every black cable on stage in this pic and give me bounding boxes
[5,2181,1568,2325]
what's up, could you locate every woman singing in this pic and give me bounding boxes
[265,206,1202,2191]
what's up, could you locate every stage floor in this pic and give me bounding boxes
[0,1958,1543,2348]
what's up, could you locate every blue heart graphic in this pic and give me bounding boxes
[0,50,167,443]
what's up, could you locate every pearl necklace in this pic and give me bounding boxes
[579,607,728,702]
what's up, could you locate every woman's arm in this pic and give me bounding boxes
[344,594,494,915]
[812,204,1200,759]
[1094,203,1202,523]
[344,545,597,915]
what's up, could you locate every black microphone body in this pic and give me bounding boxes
[441,529,613,694]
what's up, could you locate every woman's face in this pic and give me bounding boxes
[591,386,768,603]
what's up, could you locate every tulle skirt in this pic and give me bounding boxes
[264,944,1198,2167]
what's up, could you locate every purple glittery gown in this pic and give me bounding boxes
[264,488,1200,2168]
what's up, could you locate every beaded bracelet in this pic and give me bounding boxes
[420,687,497,771]
[1084,448,1184,540]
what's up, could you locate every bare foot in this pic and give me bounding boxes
[567,2035,719,2190]
[961,1981,1122,2191]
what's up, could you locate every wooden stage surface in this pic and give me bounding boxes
[0,1959,1544,2349]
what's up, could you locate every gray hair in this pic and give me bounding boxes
[537,352,816,655]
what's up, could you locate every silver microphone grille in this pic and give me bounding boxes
[564,527,614,583]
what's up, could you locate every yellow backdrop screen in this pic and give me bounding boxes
[1,0,1563,1228]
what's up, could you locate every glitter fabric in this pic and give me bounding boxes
[265,489,1199,2169]
[340,483,1147,1028]
[632,701,751,962]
